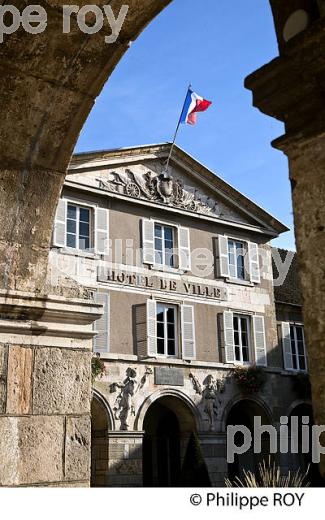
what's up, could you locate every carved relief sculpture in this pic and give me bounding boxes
[189,373,227,431]
[110,367,153,430]
[137,366,153,392]
[110,368,137,431]
[97,168,221,217]
[189,372,202,395]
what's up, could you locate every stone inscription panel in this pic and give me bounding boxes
[154,367,184,386]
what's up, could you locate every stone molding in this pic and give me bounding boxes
[0,290,103,346]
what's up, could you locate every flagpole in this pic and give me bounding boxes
[164,83,192,176]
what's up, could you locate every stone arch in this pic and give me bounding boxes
[92,389,115,431]
[220,393,274,434]
[285,399,313,419]
[135,388,203,432]
[223,395,274,482]
[0,0,172,291]
[91,390,115,487]
[284,399,323,485]
[140,389,207,487]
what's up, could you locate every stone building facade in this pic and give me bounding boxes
[50,143,316,487]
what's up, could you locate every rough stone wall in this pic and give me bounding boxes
[246,7,325,477]
[0,291,102,487]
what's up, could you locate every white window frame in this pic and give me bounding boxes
[156,302,179,359]
[233,314,252,365]
[66,202,93,251]
[227,237,248,281]
[289,323,308,372]
[62,198,96,252]
[144,217,190,273]
[154,222,176,269]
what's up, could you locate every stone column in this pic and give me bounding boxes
[107,431,144,487]
[0,290,102,487]
[198,432,228,486]
[245,12,325,479]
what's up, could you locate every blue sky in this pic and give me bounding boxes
[76,0,295,250]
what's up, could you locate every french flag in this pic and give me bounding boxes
[180,87,212,126]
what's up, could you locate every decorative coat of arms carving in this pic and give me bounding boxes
[97,168,220,216]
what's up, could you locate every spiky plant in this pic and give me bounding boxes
[225,458,310,487]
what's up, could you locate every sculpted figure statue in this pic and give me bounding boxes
[111,367,137,431]
[110,366,152,430]
[202,375,226,431]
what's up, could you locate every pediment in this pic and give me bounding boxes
[67,144,288,234]
[69,163,255,226]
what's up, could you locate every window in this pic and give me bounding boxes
[53,200,109,254]
[154,224,175,268]
[142,220,191,271]
[290,324,307,371]
[222,311,266,366]
[156,303,178,357]
[233,315,251,363]
[217,236,260,284]
[66,203,92,251]
[228,239,247,280]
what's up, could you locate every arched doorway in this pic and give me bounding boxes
[226,398,272,482]
[142,395,204,487]
[289,403,323,486]
[91,394,112,487]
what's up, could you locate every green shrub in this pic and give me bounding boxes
[91,355,106,383]
[231,365,266,394]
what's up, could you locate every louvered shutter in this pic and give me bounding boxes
[53,198,67,247]
[253,315,267,367]
[93,292,109,355]
[135,304,147,357]
[222,311,235,363]
[181,305,196,360]
[147,299,157,356]
[95,207,109,255]
[142,219,155,264]
[136,301,157,357]
[178,227,191,271]
[281,322,293,370]
[248,242,261,283]
[217,236,230,278]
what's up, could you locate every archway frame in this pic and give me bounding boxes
[220,393,274,433]
[285,399,313,419]
[135,388,203,432]
[92,388,115,431]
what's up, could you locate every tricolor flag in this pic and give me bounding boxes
[180,87,212,126]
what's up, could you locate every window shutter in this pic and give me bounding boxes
[53,198,67,247]
[178,227,191,271]
[216,236,229,278]
[147,299,157,356]
[142,219,155,264]
[135,300,157,357]
[222,311,235,363]
[181,305,196,360]
[135,304,147,358]
[281,322,293,370]
[248,242,260,283]
[95,207,109,255]
[253,315,267,367]
[93,292,109,355]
